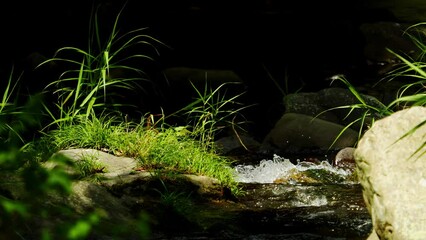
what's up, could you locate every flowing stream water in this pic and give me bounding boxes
[230,154,371,239]
[152,154,372,239]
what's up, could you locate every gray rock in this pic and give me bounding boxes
[215,133,261,155]
[261,113,358,153]
[334,147,356,171]
[48,148,139,178]
[66,181,133,220]
[355,106,426,239]
[48,148,223,198]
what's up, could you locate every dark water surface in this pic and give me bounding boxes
[150,183,371,240]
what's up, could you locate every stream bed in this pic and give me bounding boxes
[150,154,372,240]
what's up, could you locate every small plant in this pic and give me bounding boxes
[152,176,192,213]
[179,81,252,152]
[75,152,106,180]
[317,75,391,149]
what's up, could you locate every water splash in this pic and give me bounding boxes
[292,191,328,207]
[234,154,352,184]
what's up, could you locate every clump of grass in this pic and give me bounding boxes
[152,176,193,214]
[105,114,160,158]
[39,2,165,130]
[43,113,117,151]
[146,128,239,190]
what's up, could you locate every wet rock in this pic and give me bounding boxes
[273,168,320,184]
[183,174,223,198]
[334,147,356,172]
[64,181,133,221]
[46,148,225,199]
[355,106,426,239]
[49,148,139,178]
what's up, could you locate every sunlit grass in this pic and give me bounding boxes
[38,113,241,194]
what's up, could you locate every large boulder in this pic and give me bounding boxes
[48,148,224,198]
[355,106,426,239]
[0,148,229,238]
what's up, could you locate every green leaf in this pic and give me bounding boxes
[66,210,103,240]
[0,198,28,218]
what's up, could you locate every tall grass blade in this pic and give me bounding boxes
[387,48,426,78]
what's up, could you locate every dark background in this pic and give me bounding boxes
[0,0,420,139]
[0,0,400,77]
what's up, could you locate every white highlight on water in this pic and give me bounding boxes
[234,154,351,184]
[293,191,328,207]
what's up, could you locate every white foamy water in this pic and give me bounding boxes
[234,154,351,184]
